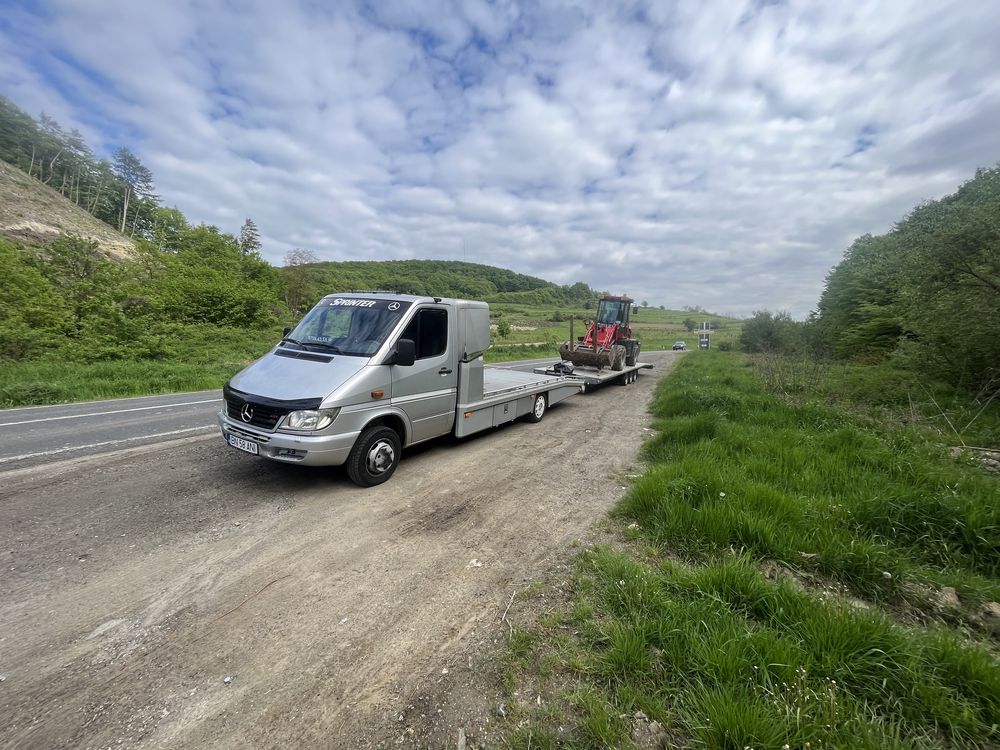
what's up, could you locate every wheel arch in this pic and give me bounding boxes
[361,410,410,446]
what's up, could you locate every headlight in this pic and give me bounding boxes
[283,408,341,431]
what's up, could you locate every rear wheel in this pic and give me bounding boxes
[524,393,547,423]
[346,425,401,487]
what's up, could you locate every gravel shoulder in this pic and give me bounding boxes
[0,352,676,749]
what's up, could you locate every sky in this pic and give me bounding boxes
[2,0,999,317]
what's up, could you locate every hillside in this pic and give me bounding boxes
[282,259,597,310]
[0,161,134,258]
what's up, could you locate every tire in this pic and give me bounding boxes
[611,344,626,371]
[524,393,546,423]
[346,425,401,487]
[625,341,640,367]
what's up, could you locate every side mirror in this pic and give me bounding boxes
[283,326,292,337]
[391,338,416,367]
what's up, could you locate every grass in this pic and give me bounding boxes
[0,323,280,406]
[497,352,1000,749]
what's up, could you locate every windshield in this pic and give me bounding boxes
[597,300,627,325]
[286,297,412,357]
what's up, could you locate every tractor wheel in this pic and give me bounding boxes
[346,425,401,487]
[611,345,626,371]
[625,341,640,367]
[523,393,547,423]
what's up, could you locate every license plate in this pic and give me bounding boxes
[226,434,259,455]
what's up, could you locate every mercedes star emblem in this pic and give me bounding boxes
[388,302,400,310]
[240,403,253,422]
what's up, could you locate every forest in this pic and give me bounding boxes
[740,165,999,399]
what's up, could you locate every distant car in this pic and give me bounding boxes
[672,341,686,351]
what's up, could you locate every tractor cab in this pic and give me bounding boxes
[596,296,632,327]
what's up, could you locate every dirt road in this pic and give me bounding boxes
[0,352,676,749]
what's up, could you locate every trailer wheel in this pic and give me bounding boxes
[346,425,401,487]
[524,393,547,423]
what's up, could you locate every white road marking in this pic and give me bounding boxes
[0,399,220,427]
[0,390,220,413]
[0,426,216,464]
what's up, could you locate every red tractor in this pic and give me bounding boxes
[559,295,640,371]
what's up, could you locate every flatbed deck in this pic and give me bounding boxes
[532,360,654,389]
[453,365,583,438]
[482,366,572,399]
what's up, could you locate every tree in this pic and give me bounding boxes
[283,248,321,313]
[239,218,262,256]
[496,316,512,339]
[683,317,697,332]
[112,146,155,234]
[641,300,648,307]
[739,311,803,354]
[284,248,319,266]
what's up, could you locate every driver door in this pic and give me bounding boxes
[391,306,457,443]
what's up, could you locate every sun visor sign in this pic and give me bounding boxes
[325,298,412,312]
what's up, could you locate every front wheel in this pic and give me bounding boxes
[346,425,401,487]
[524,393,546,423]
[611,344,626,371]
[625,341,640,367]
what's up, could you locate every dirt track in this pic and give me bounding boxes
[0,352,675,749]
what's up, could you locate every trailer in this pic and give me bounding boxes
[532,359,654,392]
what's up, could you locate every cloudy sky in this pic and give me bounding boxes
[2,0,999,316]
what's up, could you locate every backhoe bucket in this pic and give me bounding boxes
[559,342,613,370]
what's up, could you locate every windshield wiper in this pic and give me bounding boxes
[304,342,344,353]
[281,338,344,354]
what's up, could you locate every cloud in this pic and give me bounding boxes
[2,0,999,316]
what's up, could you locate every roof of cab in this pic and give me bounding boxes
[319,292,487,308]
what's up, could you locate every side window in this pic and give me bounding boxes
[400,308,448,359]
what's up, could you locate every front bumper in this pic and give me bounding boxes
[217,411,359,467]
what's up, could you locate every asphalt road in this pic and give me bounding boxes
[0,356,573,471]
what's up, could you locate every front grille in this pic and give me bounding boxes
[226,397,285,430]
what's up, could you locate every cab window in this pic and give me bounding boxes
[401,308,448,359]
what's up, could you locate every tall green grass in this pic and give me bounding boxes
[500,352,1000,749]
[622,355,999,601]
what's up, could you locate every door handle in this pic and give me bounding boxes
[438,367,453,375]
